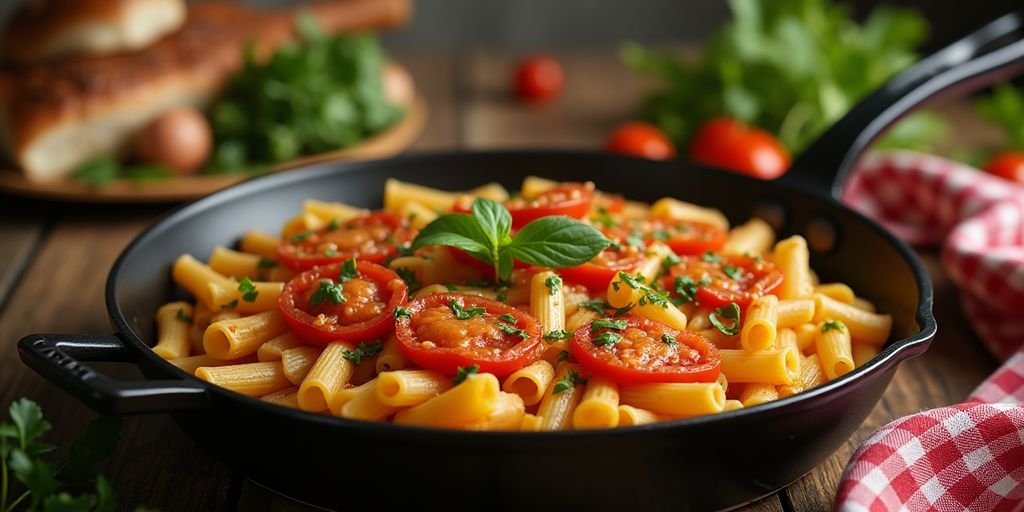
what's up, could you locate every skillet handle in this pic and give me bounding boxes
[17,333,209,415]
[781,11,1024,200]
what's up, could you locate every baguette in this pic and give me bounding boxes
[0,0,412,182]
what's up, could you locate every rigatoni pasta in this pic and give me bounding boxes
[155,177,893,431]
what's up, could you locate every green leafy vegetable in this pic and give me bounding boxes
[498,313,518,324]
[257,258,278,269]
[1,398,136,512]
[449,299,486,320]
[70,156,173,188]
[592,331,623,348]
[207,14,402,173]
[543,330,573,341]
[591,319,627,331]
[341,341,384,365]
[556,350,571,364]
[622,0,943,154]
[580,300,610,315]
[710,303,742,336]
[310,280,345,307]
[290,231,313,243]
[702,251,721,264]
[237,277,259,302]
[452,365,480,385]
[339,259,359,280]
[393,306,411,320]
[552,370,587,394]
[821,319,847,334]
[220,299,239,310]
[544,275,562,296]
[412,198,610,281]
[661,333,678,346]
[496,322,529,340]
[723,266,743,281]
[977,83,1024,150]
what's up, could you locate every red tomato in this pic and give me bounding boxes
[558,243,645,291]
[505,182,594,228]
[662,254,783,310]
[279,261,408,345]
[689,117,790,179]
[605,122,676,161]
[983,152,1024,183]
[611,218,727,256]
[514,55,564,104]
[276,212,411,271]
[394,293,542,377]
[570,316,720,385]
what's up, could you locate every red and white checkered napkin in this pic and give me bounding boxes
[833,151,1024,511]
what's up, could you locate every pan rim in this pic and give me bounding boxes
[105,149,937,439]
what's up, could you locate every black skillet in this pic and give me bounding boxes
[17,11,1024,511]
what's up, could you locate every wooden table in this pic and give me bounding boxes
[0,50,1001,511]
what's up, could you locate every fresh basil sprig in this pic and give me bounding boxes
[412,198,610,282]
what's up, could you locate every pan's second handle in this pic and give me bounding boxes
[18,333,209,415]
[781,11,1024,200]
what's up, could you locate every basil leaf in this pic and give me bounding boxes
[709,303,741,336]
[412,213,493,261]
[471,198,512,249]
[506,216,610,269]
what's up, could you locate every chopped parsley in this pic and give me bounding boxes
[496,286,509,304]
[176,308,193,323]
[257,257,278,269]
[395,267,420,291]
[326,218,340,231]
[339,258,359,280]
[238,277,259,302]
[341,341,384,365]
[553,369,587,394]
[465,278,494,288]
[580,300,609,315]
[395,242,414,257]
[556,350,570,363]
[661,253,681,275]
[449,299,486,320]
[393,306,411,320]
[616,272,646,290]
[723,265,743,280]
[625,230,647,251]
[591,318,627,331]
[452,365,480,385]
[310,280,345,307]
[592,331,623,347]
[543,330,573,341]
[444,283,458,291]
[651,230,670,241]
[702,251,722,264]
[710,303,741,336]
[613,303,635,316]
[324,248,338,257]
[661,333,678,346]
[822,319,847,333]
[544,275,562,296]
[496,321,529,339]
[290,231,313,243]
[498,313,518,323]
[220,299,239,310]
[592,206,618,228]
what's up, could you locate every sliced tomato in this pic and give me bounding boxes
[662,254,783,310]
[506,182,594,228]
[558,242,644,291]
[609,218,727,256]
[276,212,411,271]
[394,293,542,377]
[279,261,408,345]
[570,316,720,385]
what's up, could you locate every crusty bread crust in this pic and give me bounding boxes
[2,0,187,64]
[0,0,412,182]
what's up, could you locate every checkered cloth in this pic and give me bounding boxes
[834,151,1024,511]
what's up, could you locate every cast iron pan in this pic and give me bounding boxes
[17,11,1024,511]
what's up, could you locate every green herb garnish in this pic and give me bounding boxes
[552,370,587,394]
[412,198,610,282]
[661,333,678,346]
[310,280,345,307]
[543,330,573,341]
[452,365,480,385]
[290,231,313,243]
[449,299,486,320]
[339,259,358,280]
[496,322,529,340]
[544,275,562,296]
[591,318,628,331]
[326,218,340,232]
[580,300,609,315]
[723,265,743,280]
[498,313,518,324]
[393,306,411,320]
[176,308,193,323]
[395,267,420,291]
[556,350,571,363]
[237,277,259,302]
[702,251,721,264]
[221,300,239,310]
[710,303,741,336]
[592,331,623,347]
[341,341,384,365]
[822,319,847,334]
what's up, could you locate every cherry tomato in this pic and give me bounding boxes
[605,121,676,161]
[505,182,594,229]
[662,254,783,310]
[514,55,564,104]
[610,218,727,256]
[570,316,720,385]
[279,261,408,345]
[558,242,645,292]
[394,293,542,377]
[689,117,790,179]
[983,152,1024,183]
[276,212,411,271]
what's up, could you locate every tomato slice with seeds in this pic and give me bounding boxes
[570,316,720,385]
[558,241,645,292]
[279,261,408,345]
[394,293,542,377]
[662,254,783,310]
[276,212,411,271]
[611,217,727,256]
[505,182,594,228]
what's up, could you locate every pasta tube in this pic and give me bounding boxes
[572,376,620,429]
[741,294,778,351]
[195,361,291,396]
[815,320,855,380]
[502,360,556,406]
[376,370,453,407]
[298,342,356,412]
[393,373,500,428]
[813,293,892,346]
[153,302,193,360]
[203,310,288,360]
[619,382,725,417]
[774,236,814,299]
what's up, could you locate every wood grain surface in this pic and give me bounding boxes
[0,49,999,511]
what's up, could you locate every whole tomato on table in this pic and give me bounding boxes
[689,117,790,179]
[983,152,1024,183]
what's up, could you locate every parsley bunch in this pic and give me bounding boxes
[207,13,401,173]
[623,0,944,154]
[0,398,150,512]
